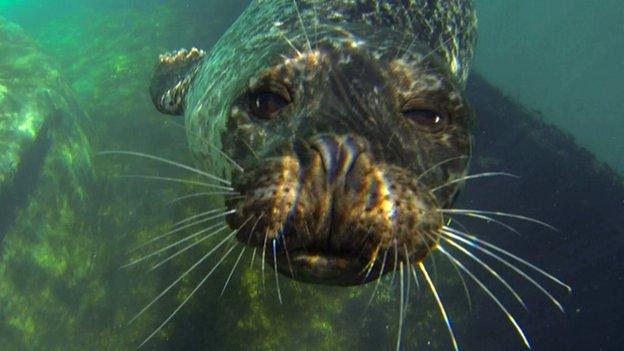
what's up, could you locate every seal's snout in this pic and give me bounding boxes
[228,131,446,286]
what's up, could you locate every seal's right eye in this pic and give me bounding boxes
[248,87,291,120]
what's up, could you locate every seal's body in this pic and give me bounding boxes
[150,0,477,286]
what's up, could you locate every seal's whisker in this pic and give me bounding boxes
[308,0,320,50]
[445,227,570,292]
[280,33,303,57]
[361,244,381,281]
[443,228,570,304]
[366,248,389,311]
[130,209,235,253]
[431,172,519,192]
[118,175,234,192]
[439,209,558,232]
[128,226,240,326]
[171,207,228,229]
[272,239,283,304]
[442,236,528,309]
[166,121,245,173]
[415,155,469,182]
[137,244,237,349]
[167,191,239,206]
[437,246,532,349]
[398,33,420,61]
[418,261,459,351]
[447,213,521,236]
[396,262,406,351]
[261,229,269,292]
[404,260,411,316]
[389,241,399,288]
[280,235,296,280]
[400,245,418,295]
[291,0,312,51]
[122,222,228,269]
[149,224,231,271]
[448,250,473,309]
[418,35,456,64]
[98,150,232,185]
[220,245,247,297]
[409,263,420,296]
[249,247,257,268]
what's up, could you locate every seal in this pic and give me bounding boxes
[146,1,568,349]
[150,0,476,286]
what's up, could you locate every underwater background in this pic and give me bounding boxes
[0,0,622,350]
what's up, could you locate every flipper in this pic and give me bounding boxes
[149,47,206,116]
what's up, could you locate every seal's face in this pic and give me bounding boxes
[222,34,472,285]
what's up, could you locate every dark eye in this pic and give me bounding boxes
[402,108,448,133]
[248,90,290,120]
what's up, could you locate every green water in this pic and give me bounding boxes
[474,0,624,173]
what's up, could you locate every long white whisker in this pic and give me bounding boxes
[419,262,459,351]
[443,226,571,292]
[280,234,297,281]
[437,246,531,349]
[447,249,472,309]
[415,156,469,182]
[137,244,237,349]
[128,226,239,326]
[249,247,257,268]
[447,212,520,235]
[366,249,389,310]
[122,222,228,269]
[245,214,263,268]
[389,241,399,288]
[443,230,565,311]
[431,172,518,192]
[167,192,238,206]
[272,239,283,304]
[402,245,415,304]
[410,262,420,295]
[165,121,245,173]
[261,230,269,292]
[118,175,234,192]
[396,263,405,351]
[280,34,302,57]
[419,35,456,63]
[131,210,234,252]
[404,259,411,316]
[439,209,558,232]
[292,0,312,51]
[98,150,231,185]
[442,237,527,309]
[171,207,227,229]
[220,245,247,297]
[149,224,231,271]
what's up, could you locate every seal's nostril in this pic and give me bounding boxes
[310,135,364,184]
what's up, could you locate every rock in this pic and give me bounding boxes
[0,17,96,350]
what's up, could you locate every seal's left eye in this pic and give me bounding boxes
[248,90,290,120]
[402,108,448,133]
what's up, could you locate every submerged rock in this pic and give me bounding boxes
[0,17,96,349]
[0,17,93,237]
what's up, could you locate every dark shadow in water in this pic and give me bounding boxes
[0,110,60,243]
[459,74,624,350]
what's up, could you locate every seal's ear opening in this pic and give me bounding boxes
[149,47,205,116]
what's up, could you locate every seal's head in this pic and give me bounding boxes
[151,1,476,286]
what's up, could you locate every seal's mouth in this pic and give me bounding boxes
[227,134,443,286]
